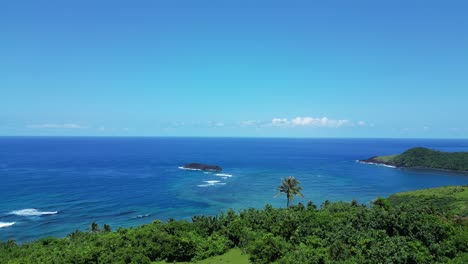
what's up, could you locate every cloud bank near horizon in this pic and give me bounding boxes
[270,117,365,128]
[161,116,367,129]
[27,123,87,129]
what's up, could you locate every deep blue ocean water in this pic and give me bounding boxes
[1,137,468,243]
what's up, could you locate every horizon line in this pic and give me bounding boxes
[0,135,467,140]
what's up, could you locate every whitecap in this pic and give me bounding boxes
[133,214,151,219]
[0,222,15,228]
[178,166,201,171]
[358,161,396,168]
[197,180,226,187]
[208,180,222,184]
[214,173,232,177]
[10,209,58,216]
[197,183,226,187]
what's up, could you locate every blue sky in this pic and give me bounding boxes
[1,0,467,138]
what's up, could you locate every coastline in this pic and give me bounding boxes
[357,160,397,168]
[2,138,468,243]
[359,159,468,174]
[1,185,466,263]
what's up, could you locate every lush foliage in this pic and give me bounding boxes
[388,186,468,217]
[1,186,467,263]
[153,248,250,264]
[377,147,468,171]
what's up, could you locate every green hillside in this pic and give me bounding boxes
[370,147,468,172]
[388,185,468,217]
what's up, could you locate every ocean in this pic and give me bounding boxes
[1,137,467,243]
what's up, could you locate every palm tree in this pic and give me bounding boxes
[103,224,112,232]
[275,176,304,207]
[90,221,100,233]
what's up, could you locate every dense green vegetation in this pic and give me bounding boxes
[374,147,468,172]
[154,248,249,264]
[388,186,468,218]
[1,186,467,264]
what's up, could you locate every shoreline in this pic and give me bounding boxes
[357,160,397,168]
[358,160,468,174]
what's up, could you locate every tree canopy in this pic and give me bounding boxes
[375,147,468,172]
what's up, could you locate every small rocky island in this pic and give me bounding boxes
[182,163,222,171]
[360,147,468,172]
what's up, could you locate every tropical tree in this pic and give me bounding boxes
[275,176,304,207]
[90,222,100,233]
[103,224,112,232]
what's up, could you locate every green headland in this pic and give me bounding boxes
[360,147,468,172]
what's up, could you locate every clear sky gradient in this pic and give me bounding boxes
[1,0,467,138]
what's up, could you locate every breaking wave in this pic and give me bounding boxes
[197,180,226,187]
[134,214,151,219]
[357,160,396,168]
[215,173,232,177]
[0,222,15,228]
[178,166,201,171]
[10,209,58,217]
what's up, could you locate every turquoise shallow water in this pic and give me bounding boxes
[1,137,467,243]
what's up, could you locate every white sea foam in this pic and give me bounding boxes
[134,214,151,219]
[357,160,396,168]
[178,166,201,171]
[0,222,15,228]
[206,180,220,184]
[197,180,226,187]
[11,209,58,216]
[214,173,232,177]
[380,164,397,168]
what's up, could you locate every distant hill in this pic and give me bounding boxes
[360,147,468,172]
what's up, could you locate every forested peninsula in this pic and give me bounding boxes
[1,186,467,263]
[360,147,468,172]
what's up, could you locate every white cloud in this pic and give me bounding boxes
[271,117,351,128]
[271,118,289,126]
[291,117,349,127]
[164,117,363,129]
[28,123,87,129]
